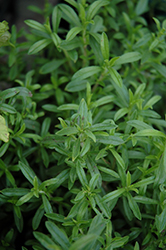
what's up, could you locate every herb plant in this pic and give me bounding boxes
[1,0,166,249]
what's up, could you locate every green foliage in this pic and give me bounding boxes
[1,0,166,249]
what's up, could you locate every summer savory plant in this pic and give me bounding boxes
[1,0,166,249]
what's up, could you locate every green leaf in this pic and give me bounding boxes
[41,147,49,168]
[86,0,109,21]
[45,213,65,222]
[89,174,100,190]
[0,88,19,100]
[88,214,106,235]
[80,138,91,156]
[19,161,40,185]
[96,135,124,145]
[95,194,111,218]
[69,234,97,250]
[65,79,87,92]
[34,231,61,250]
[60,38,81,51]
[132,176,155,188]
[72,66,101,81]
[28,39,52,55]
[134,129,166,138]
[52,6,61,33]
[143,95,161,109]
[58,4,81,27]
[40,59,65,74]
[91,119,117,131]
[92,95,115,108]
[98,166,119,179]
[42,104,58,113]
[127,120,152,130]
[101,32,109,60]
[135,0,148,15]
[151,62,166,78]
[79,98,88,119]
[123,196,133,221]
[102,188,125,203]
[41,117,51,137]
[108,68,123,87]
[155,143,166,185]
[46,221,70,250]
[16,192,34,206]
[133,196,158,205]
[110,236,129,248]
[95,148,108,160]
[14,123,26,137]
[40,169,69,190]
[51,32,61,47]
[126,171,131,186]
[149,38,159,51]
[155,206,166,233]
[76,160,88,186]
[0,115,9,142]
[114,108,128,121]
[1,188,29,196]
[127,193,141,220]
[0,103,17,114]
[134,242,140,250]
[14,206,23,233]
[42,194,53,213]
[114,52,142,65]
[84,129,96,142]
[110,149,125,169]
[72,138,80,161]
[0,141,9,157]
[32,205,45,230]
[66,27,83,41]
[58,104,79,111]
[56,127,78,136]
[24,20,47,33]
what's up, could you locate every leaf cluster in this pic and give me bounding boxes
[1,0,166,249]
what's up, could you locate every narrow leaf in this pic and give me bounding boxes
[87,0,109,21]
[134,129,166,138]
[66,27,83,41]
[114,52,142,65]
[0,115,9,142]
[46,221,70,250]
[56,127,78,136]
[102,188,125,202]
[28,39,52,54]
[34,232,61,250]
[101,32,109,60]
[108,68,123,87]
[110,149,125,169]
[127,193,141,220]
[72,66,101,81]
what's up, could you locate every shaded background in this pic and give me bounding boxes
[0,0,58,29]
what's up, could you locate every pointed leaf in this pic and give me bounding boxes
[127,193,141,220]
[87,0,109,21]
[33,232,61,250]
[102,188,125,202]
[0,115,9,142]
[114,52,142,65]
[46,221,70,250]
[108,68,123,87]
[58,4,81,26]
[72,66,101,81]
[101,32,109,60]
[28,39,52,54]
[110,149,125,169]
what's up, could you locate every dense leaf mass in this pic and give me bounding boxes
[0,0,166,249]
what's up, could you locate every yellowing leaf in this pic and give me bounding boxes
[0,115,9,142]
